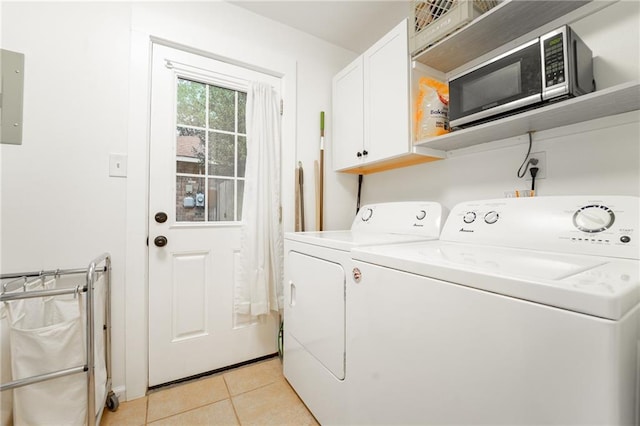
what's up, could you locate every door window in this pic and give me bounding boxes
[175,78,246,223]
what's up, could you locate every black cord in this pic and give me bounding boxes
[278,318,283,360]
[517,132,534,178]
[356,174,363,214]
[530,167,539,192]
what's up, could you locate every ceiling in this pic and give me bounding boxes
[229,1,412,53]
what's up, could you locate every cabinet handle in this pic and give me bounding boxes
[362,150,368,156]
[356,151,362,158]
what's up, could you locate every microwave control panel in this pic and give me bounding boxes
[543,32,565,87]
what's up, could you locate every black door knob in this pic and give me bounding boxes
[362,150,368,156]
[154,212,168,223]
[356,151,362,158]
[154,236,168,247]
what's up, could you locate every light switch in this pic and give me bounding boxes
[109,153,128,177]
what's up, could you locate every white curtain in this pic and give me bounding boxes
[235,81,284,316]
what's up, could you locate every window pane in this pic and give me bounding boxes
[238,92,247,134]
[237,136,247,177]
[175,77,247,224]
[176,176,205,222]
[209,86,235,132]
[208,178,235,221]
[177,79,206,127]
[237,180,245,220]
[208,132,234,177]
[176,127,205,175]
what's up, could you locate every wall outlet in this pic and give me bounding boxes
[525,151,546,180]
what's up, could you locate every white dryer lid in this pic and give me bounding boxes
[352,241,639,320]
[285,230,432,252]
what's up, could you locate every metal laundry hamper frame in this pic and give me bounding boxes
[0,253,119,426]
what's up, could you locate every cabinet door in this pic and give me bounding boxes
[332,56,364,171]
[364,19,409,164]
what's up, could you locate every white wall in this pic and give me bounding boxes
[338,1,640,221]
[360,113,639,207]
[1,0,355,404]
[1,2,132,414]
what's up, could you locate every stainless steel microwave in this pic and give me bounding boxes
[449,26,595,129]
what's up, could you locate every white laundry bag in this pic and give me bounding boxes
[0,278,55,426]
[5,275,107,426]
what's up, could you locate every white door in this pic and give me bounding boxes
[148,44,279,387]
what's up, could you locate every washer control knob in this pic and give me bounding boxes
[361,208,373,222]
[416,210,427,221]
[463,212,476,224]
[484,211,499,224]
[573,205,615,233]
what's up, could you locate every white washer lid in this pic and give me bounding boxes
[352,241,640,320]
[285,230,433,252]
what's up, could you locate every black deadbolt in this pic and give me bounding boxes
[154,236,168,247]
[155,212,168,223]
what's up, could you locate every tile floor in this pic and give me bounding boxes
[100,357,318,426]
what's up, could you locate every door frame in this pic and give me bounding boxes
[124,33,297,399]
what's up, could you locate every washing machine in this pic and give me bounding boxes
[349,195,640,425]
[283,201,446,425]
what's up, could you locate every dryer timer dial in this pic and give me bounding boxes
[573,205,615,233]
[463,212,476,224]
[484,211,499,224]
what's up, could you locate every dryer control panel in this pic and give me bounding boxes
[442,196,639,260]
[351,201,447,238]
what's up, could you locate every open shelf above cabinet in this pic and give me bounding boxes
[412,0,598,72]
[414,81,640,152]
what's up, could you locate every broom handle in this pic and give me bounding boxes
[319,112,325,231]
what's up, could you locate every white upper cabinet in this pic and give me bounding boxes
[363,20,410,165]
[332,19,442,174]
[332,56,364,172]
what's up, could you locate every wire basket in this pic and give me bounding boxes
[411,0,501,55]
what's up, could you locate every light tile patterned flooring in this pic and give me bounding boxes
[100,357,318,426]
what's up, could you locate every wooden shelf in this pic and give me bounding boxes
[337,151,444,175]
[412,0,600,73]
[414,81,640,152]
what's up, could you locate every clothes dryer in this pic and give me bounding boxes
[283,201,445,425]
[349,196,639,425]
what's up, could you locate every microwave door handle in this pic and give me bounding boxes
[450,94,542,128]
